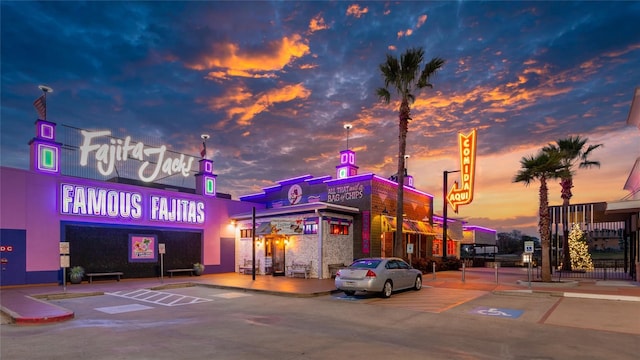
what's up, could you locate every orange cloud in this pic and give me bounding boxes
[206,83,311,127]
[397,29,413,39]
[188,34,310,79]
[346,4,368,18]
[416,14,427,28]
[309,14,329,32]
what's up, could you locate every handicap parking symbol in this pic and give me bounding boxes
[470,306,523,319]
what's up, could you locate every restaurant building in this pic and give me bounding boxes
[0,119,259,286]
[232,148,441,279]
[1,117,494,285]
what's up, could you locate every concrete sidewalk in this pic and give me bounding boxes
[2,267,639,325]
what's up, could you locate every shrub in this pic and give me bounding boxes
[413,256,462,273]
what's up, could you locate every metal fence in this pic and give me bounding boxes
[533,260,635,281]
[467,258,635,281]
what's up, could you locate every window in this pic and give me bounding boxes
[330,224,349,235]
[304,223,318,234]
[352,259,380,269]
[240,229,253,238]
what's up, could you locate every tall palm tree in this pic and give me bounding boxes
[544,136,602,271]
[514,149,567,282]
[377,48,445,258]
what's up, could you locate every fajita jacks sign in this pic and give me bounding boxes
[447,129,477,213]
[79,130,195,183]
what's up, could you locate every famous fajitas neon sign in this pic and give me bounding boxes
[78,130,195,183]
[60,183,205,224]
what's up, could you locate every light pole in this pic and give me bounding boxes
[344,124,352,149]
[442,170,460,260]
[404,154,410,176]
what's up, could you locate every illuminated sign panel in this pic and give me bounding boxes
[37,143,59,173]
[327,182,365,203]
[60,183,205,224]
[204,177,216,196]
[78,130,195,183]
[447,129,477,212]
[338,167,348,179]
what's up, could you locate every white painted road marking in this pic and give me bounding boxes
[470,306,524,318]
[106,289,213,307]
[95,304,154,314]
[212,292,252,299]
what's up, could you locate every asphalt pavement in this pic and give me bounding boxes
[1,267,639,333]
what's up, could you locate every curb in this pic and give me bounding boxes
[494,289,640,302]
[196,283,339,298]
[1,296,75,325]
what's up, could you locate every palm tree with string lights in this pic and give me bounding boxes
[377,47,445,258]
[514,149,568,282]
[543,136,602,271]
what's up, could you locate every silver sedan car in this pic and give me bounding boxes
[334,257,422,298]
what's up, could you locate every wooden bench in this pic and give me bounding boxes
[86,272,123,283]
[287,261,312,278]
[238,259,260,275]
[167,268,194,277]
[328,263,347,278]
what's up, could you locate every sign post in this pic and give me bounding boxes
[60,242,70,292]
[407,243,414,266]
[524,241,534,287]
[159,243,166,283]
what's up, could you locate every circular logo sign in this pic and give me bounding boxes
[288,184,303,205]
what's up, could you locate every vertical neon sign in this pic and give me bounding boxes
[446,129,477,213]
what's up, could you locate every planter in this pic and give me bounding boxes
[69,266,85,284]
[193,263,205,276]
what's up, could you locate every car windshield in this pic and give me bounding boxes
[350,259,381,269]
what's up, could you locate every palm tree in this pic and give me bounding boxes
[514,149,567,282]
[543,136,602,271]
[377,48,445,258]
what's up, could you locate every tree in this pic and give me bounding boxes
[377,47,445,258]
[514,150,567,282]
[543,136,601,271]
[568,223,594,270]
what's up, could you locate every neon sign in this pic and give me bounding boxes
[447,129,477,212]
[78,130,195,183]
[60,183,205,224]
[61,184,143,219]
[150,195,205,223]
[327,183,364,203]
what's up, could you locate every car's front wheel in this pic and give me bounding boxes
[414,276,422,291]
[343,290,355,296]
[382,280,393,298]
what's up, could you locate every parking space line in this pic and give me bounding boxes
[106,289,213,307]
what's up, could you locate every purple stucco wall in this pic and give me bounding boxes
[0,166,260,284]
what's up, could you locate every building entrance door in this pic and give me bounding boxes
[271,236,286,276]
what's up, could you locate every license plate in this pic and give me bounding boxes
[344,281,356,287]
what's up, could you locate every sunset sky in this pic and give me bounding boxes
[2,1,639,237]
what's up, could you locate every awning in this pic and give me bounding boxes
[383,216,436,235]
